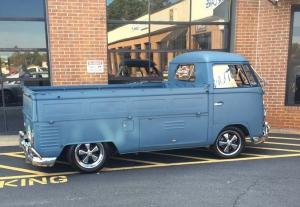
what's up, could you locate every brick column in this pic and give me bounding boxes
[47,0,108,85]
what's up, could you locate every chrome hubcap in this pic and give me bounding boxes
[75,143,105,169]
[216,131,241,156]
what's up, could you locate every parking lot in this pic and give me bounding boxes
[0,133,300,185]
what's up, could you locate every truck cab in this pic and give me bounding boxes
[19,51,270,173]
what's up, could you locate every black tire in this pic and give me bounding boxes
[68,142,108,173]
[212,127,245,158]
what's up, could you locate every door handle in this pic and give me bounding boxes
[214,101,224,106]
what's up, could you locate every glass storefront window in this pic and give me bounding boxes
[0,52,49,107]
[0,0,48,134]
[0,109,5,133]
[191,25,229,50]
[107,0,149,21]
[108,49,160,83]
[151,50,187,81]
[108,23,149,44]
[107,0,231,84]
[191,0,231,23]
[150,25,189,50]
[286,9,300,105]
[0,52,49,79]
[150,0,190,22]
[0,0,45,18]
[5,108,23,132]
[0,21,46,49]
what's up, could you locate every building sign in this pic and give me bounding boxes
[131,24,148,31]
[195,25,207,33]
[206,0,225,8]
[87,60,104,73]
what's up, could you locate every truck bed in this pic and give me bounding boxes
[23,82,207,122]
[24,82,170,99]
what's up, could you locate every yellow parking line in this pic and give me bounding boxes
[1,153,25,159]
[112,157,163,165]
[246,146,300,153]
[1,152,300,180]
[0,152,70,166]
[0,171,78,181]
[103,153,300,172]
[242,153,266,157]
[147,151,215,161]
[0,152,23,156]
[264,141,300,147]
[269,136,300,141]
[0,164,49,176]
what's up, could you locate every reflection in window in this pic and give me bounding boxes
[0,21,46,49]
[107,0,231,84]
[0,0,45,18]
[193,33,211,50]
[5,108,23,132]
[107,23,149,43]
[242,65,258,86]
[191,25,228,50]
[108,50,162,83]
[150,0,189,22]
[286,10,300,105]
[175,64,195,81]
[117,59,160,78]
[1,80,23,107]
[150,25,188,50]
[151,51,186,81]
[0,0,48,134]
[213,65,251,88]
[191,0,231,22]
[0,52,49,79]
[0,109,5,133]
[107,0,149,21]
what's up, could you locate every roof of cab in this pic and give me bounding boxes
[170,51,248,64]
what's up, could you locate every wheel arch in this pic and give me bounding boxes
[210,123,250,145]
[221,124,250,137]
[59,141,119,159]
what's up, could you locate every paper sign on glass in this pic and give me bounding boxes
[87,60,104,73]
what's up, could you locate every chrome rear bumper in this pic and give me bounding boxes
[249,122,270,144]
[19,131,57,167]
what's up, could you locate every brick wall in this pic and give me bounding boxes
[235,0,300,130]
[47,0,108,85]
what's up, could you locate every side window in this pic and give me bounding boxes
[242,65,258,86]
[175,64,195,81]
[213,64,251,88]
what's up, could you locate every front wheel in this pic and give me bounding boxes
[68,143,108,173]
[212,127,245,158]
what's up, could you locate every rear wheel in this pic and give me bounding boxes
[68,142,108,173]
[212,127,245,158]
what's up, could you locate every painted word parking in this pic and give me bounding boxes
[0,134,300,189]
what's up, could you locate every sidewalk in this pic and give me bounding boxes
[0,135,19,147]
[0,128,299,147]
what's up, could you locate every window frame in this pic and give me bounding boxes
[106,0,232,83]
[0,0,50,134]
[285,5,300,106]
[212,64,259,89]
[174,64,196,82]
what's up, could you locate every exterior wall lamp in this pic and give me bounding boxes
[268,0,281,6]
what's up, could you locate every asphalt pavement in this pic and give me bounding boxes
[0,133,299,207]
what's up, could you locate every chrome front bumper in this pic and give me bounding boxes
[19,131,57,167]
[249,122,270,144]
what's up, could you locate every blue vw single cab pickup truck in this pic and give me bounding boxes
[19,52,270,173]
